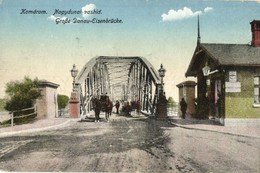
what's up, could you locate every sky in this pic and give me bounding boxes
[0,0,260,101]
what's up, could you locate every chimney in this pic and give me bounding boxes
[250,20,260,47]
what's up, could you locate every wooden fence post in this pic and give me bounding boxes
[34,106,37,114]
[10,112,14,127]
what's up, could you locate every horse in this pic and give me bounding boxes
[105,98,113,121]
[92,97,101,122]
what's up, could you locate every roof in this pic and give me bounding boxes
[176,81,197,88]
[186,43,260,77]
[200,43,260,66]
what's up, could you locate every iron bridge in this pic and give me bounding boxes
[73,56,163,116]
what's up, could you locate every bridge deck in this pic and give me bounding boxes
[81,110,150,122]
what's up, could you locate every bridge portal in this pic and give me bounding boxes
[69,56,166,118]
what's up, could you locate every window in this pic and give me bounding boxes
[254,76,260,105]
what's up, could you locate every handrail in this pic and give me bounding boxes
[12,106,35,113]
[9,106,36,126]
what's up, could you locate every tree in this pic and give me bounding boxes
[167,97,176,108]
[0,98,7,111]
[4,77,41,112]
[58,94,69,110]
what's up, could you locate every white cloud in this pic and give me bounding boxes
[47,15,69,24]
[0,0,3,5]
[161,7,202,22]
[47,15,57,21]
[161,6,213,22]
[82,3,96,18]
[204,7,213,13]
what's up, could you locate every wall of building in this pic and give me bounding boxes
[185,86,196,116]
[225,67,260,118]
[36,88,47,118]
[36,81,59,119]
[46,87,58,118]
[177,87,184,116]
[177,81,196,117]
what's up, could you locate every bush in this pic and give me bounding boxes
[4,77,41,112]
[167,97,176,108]
[58,94,69,109]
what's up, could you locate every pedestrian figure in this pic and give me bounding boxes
[126,101,132,116]
[180,98,187,119]
[122,101,131,116]
[115,100,120,114]
[92,97,101,122]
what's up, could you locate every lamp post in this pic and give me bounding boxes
[202,61,224,124]
[158,64,166,93]
[69,64,80,118]
[156,64,167,119]
[70,64,78,91]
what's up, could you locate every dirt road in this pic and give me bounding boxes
[0,114,259,172]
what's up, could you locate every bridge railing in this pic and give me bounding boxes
[58,108,70,117]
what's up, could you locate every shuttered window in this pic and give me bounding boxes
[254,76,260,104]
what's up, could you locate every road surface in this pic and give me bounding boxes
[0,113,259,172]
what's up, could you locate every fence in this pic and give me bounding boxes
[167,105,179,117]
[58,108,70,117]
[10,106,37,126]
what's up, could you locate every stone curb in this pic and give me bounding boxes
[0,119,72,138]
[169,121,260,139]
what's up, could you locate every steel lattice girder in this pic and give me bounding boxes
[74,56,162,116]
[76,56,160,100]
[76,56,161,85]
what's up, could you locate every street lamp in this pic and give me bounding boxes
[202,62,219,76]
[158,64,166,91]
[156,64,167,119]
[202,62,210,76]
[70,64,78,90]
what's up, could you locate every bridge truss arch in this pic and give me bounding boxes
[74,56,163,116]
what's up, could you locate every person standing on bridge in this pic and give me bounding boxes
[115,100,120,114]
[180,98,187,119]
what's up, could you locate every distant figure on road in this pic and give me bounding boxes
[180,98,187,119]
[122,101,132,116]
[115,100,120,114]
